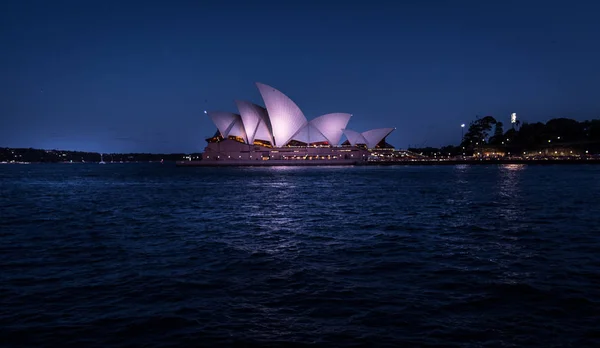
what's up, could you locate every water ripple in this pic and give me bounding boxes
[1,164,599,347]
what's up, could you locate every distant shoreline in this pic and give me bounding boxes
[0,161,170,165]
[0,146,197,164]
[175,158,600,167]
[2,145,600,166]
[3,159,600,166]
[367,159,600,165]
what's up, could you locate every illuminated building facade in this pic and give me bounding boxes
[198,82,396,165]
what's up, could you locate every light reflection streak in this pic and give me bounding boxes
[453,164,470,186]
[494,164,535,284]
[230,169,305,256]
[498,164,525,201]
[496,164,525,224]
[268,166,306,172]
[440,164,534,285]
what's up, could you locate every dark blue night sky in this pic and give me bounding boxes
[2,0,599,153]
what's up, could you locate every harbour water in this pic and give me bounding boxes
[1,164,599,347]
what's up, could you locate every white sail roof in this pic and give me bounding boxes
[256,82,307,146]
[291,123,328,144]
[235,100,274,145]
[311,113,351,145]
[343,129,367,146]
[206,111,247,143]
[362,128,395,148]
[227,117,248,143]
[205,83,396,148]
[206,111,237,138]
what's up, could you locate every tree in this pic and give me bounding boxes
[461,116,497,148]
[452,116,599,155]
[587,120,600,140]
[544,118,585,142]
[489,121,504,145]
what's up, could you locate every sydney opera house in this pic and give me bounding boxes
[192,82,396,165]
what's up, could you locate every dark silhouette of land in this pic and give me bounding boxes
[0,147,199,163]
[409,117,600,157]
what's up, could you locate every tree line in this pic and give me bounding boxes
[409,117,600,156]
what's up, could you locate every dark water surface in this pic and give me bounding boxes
[1,164,600,347]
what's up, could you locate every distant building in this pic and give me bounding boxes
[474,147,506,158]
[537,147,580,157]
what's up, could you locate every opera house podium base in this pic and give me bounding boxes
[179,139,370,166]
[176,159,366,167]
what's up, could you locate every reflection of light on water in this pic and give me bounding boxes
[268,165,352,171]
[502,164,525,171]
[454,164,469,171]
[269,166,304,172]
[440,163,532,283]
[499,164,525,194]
[265,181,295,189]
[497,164,525,221]
[453,164,470,186]
[231,169,304,256]
[227,166,353,257]
[442,164,535,285]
